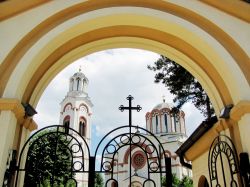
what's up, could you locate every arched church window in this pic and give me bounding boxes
[70,78,74,91]
[63,116,70,134]
[76,77,81,91]
[111,181,118,187]
[63,103,72,112]
[155,115,159,133]
[82,79,86,91]
[175,114,180,133]
[173,114,177,132]
[79,117,86,137]
[164,113,168,133]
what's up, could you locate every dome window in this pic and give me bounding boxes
[164,113,168,133]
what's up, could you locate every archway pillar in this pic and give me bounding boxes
[0,98,23,185]
[15,119,37,187]
[0,98,37,185]
[231,101,250,154]
[183,101,250,186]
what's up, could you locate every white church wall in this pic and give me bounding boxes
[179,117,185,134]
[146,118,150,132]
[152,116,156,134]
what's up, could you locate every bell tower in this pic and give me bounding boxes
[59,68,93,142]
[59,68,93,187]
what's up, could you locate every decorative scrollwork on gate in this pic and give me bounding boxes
[14,96,172,187]
[14,125,90,187]
[93,125,171,187]
[208,135,243,187]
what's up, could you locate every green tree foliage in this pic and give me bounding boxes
[172,174,181,187]
[180,176,193,187]
[148,55,214,119]
[161,174,193,187]
[95,173,104,187]
[24,129,75,187]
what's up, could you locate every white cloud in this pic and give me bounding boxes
[182,102,205,136]
[34,48,204,143]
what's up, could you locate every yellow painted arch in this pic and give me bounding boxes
[26,36,223,118]
[0,0,249,97]
[0,0,249,118]
[22,26,230,110]
[0,2,249,177]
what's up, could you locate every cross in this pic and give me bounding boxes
[162,95,166,103]
[119,95,142,126]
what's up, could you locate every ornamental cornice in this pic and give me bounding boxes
[22,118,38,131]
[0,98,25,123]
[230,100,250,121]
[0,98,37,131]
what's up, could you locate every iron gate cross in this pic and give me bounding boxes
[119,95,142,126]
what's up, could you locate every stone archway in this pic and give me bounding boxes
[2,1,250,109]
[0,1,249,186]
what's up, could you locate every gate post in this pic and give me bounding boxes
[240,152,250,187]
[165,157,172,187]
[88,156,95,187]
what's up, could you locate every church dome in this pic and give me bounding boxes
[146,99,186,136]
[67,68,89,96]
[72,71,88,81]
[153,102,174,110]
[73,71,84,77]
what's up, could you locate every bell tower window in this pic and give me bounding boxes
[76,78,80,91]
[63,115,70,134]
[79,117,86,137]
[70,78,74,91]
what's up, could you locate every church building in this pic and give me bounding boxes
[59,68,93,187]
[145,101,192,179]
[0,1,249,187]
[105,100,192,186]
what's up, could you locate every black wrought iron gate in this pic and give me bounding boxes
[14,96,172,187]
[208,135,244,187]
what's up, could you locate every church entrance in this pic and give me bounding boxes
[14,96,172,187]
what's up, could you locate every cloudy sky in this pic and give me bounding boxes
[33,48,204,151]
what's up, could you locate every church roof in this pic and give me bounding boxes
[72,71,87,79]
[73,71,82,76]
[153,102,174,110]
[71,67,88,81]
